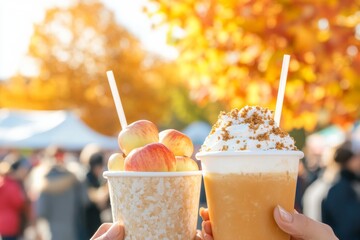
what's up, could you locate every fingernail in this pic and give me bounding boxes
[106,222,122,238]
[195,230,202,240]
[278,205,293,223]
[203,233,209,240]
[204,233,212,240]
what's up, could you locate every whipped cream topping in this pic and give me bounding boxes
[201,106,297,152]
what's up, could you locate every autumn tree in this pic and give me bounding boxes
[0,0,223,135]
[146,0,360,131]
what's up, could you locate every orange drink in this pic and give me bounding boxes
[197,151,303,240]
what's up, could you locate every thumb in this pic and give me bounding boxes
[273,205,338,240]
[96,223,124,240]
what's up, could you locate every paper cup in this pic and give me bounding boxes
[103,171,202,240]
[196,150,304,240]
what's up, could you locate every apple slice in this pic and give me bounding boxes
[124,143,176,172]
[118,120,159,155]
[159,129,194,157]
[107,153,125,171]
[175,156,199,171]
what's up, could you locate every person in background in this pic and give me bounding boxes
[294,159,308,212]
[0,148,11,160]
[35,146,88,240]
[84,152,109,238]
[322,141,360,240]
[302,146,339,221]
[0,153,31,240]
[302,139,324,185]
[295,138,327,213]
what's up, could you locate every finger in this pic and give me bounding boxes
[195,230,203,240]
[199,207,210,221]
[197,228,212,240]
[93,223,124,240]
[204,234,214,240]
[90,223,113,240]
[201,221,214,240]
[274,205,338,240]
[203,220,212,236]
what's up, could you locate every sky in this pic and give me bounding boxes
[0,0,176,80]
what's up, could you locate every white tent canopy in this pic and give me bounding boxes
[0,109,118,150]
[182,121,211,145]
[306,123,360,154]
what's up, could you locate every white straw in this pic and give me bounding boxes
[274,54,290,127]
[106,70,128,129]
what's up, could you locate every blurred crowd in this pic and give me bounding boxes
[1,129,360,240]
[0,145,111,240]
[296,135,360,239]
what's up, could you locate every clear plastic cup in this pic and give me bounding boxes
[103,171,202,240]
[196,150,304,240]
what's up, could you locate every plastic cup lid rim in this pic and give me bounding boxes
[196,150,304,158]
[103,170,202,178]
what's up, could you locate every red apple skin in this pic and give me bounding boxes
[118,120,159,155]
[159,129,194,157]
[107,153,125,171]
[124,143,176,172]
[175,156,199,171]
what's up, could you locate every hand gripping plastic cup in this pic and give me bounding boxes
[196,150,304,240]
[103,171,202,240]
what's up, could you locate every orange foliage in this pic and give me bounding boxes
[0,1,188,135]
[146,0,360,131]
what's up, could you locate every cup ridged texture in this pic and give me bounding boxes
[106,173,202,240]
